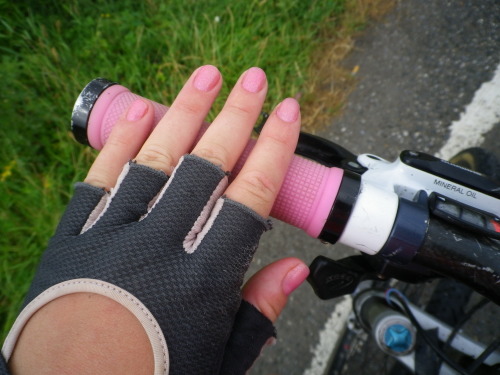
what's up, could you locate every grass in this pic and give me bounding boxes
[0,0,392,343]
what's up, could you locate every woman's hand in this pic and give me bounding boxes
[5,66,309,375]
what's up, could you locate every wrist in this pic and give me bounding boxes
[8,293,153,375]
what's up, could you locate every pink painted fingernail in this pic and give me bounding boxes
[241,67,266,93]
[282,263,310,296]
[126,99,148,121]
[193,65,221,92]
[277,98,300,123]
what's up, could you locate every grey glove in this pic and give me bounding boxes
[2,154,274,374]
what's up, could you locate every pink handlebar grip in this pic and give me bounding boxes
[71,79,344,238]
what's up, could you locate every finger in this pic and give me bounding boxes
[84,99,155,190]
[191,67,268,171]
[225,98,300,217]
[135,65,222,174]
[242,258,310,323]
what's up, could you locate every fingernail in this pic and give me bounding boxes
[241,67,266,93]
[126,99,148,121]
[277,98,300,123]
[193,65,221,92]
[282,263,310,296]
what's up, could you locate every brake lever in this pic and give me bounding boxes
[308,254,439,300]
[308,255,377,300]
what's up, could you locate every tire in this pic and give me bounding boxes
[449,147,499,182]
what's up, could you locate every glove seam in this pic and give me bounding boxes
[183,177,227,253]
[2,278,169,375]
[81,192,110,233]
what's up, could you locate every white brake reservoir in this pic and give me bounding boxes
[338,183,399,255]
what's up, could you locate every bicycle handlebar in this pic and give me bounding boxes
[71,78,500,302]
[71,78,352,242]
[415,217,500,305]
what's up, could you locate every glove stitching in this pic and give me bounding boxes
[183,178,228,254]
[31,279,169,373]
[81,193,110,233]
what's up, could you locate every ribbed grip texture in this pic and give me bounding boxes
[100,90,168,144]
[89,88,342,236]
[273,157,336,229]
[232,142,339,235]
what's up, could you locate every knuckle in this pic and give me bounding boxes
[193,144,228,168]
[262,131,291,149]
[84,177,109,190]
[224,102,255,118]
[237,170,278,207]
[136,145,175,173]
[174,99,204,117]
[106,126,134,148]
[85,169,112,190]
[245,293,280,323]
[260,297,280,323]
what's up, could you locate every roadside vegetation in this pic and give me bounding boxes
[0,0,393,341]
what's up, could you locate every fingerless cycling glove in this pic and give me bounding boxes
[2,155,275,375]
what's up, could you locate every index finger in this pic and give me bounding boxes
[224,98,301,217]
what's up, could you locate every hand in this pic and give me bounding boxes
[3,66,309,375]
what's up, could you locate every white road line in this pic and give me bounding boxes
[436,63,500,160]
[303,62,500,375]
[302,296,352,375]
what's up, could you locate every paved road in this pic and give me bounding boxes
[250,1,500,374]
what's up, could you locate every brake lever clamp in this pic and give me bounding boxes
[357,151,500,241]
[358,151,499,218]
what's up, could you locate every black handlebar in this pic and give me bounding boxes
[414,216,500,305]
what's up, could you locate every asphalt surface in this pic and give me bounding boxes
[249,1,500,374]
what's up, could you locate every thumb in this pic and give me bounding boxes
[242,258,310,323]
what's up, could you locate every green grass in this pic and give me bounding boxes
[0,0,348,341]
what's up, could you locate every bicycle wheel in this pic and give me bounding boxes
[448,147,499,182]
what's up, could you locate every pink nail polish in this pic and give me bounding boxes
[193,65,220,92]
[126,99,148,121]
[241,67,266,93]
[282,263,310,296]
[277,98,300,123]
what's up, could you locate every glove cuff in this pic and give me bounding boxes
[220,300,276,374]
